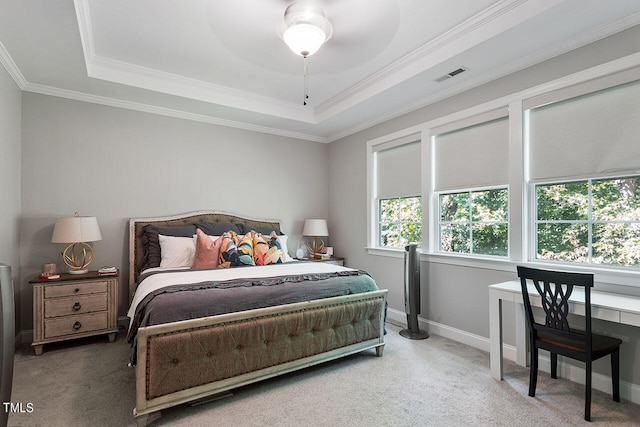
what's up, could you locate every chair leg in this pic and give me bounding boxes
[611,349,620,402]
[529,346,538,397]
[550,352,558,379]
[585,361,592,422]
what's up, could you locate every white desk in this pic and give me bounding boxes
[489,280,640,380]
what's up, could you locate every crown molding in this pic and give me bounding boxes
[74,0,315,124]
[85,55,316,124]
[0,40,27,88]
[73,0,563,126]
[21,82,328,143]
[3,28,327,143]
[316,0,562,122]
[325,10,640,143]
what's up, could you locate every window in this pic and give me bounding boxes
[379,196,421,247]
[438,188,508,256]
[535,176,640,268]
[432,111,510,258]
[527,74,640,271]
[369,135,422,249]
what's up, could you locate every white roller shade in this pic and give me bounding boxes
[375,139,421,199]
[528,79,640,181]
[433,116,509,191]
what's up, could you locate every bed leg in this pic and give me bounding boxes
[134,409,151,427]
[375,344,385,357]
[135,415,148,427]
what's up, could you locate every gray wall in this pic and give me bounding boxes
[0,64,21,323]
[328,26,640,386]
[19,93,328,330]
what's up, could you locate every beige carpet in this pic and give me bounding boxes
[8,323,640,427]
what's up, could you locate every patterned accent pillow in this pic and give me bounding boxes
[236,232,256,266]
[191,229,221,269]
[218,231,240,268]
[264,231,285,265]
[252,232,270,265]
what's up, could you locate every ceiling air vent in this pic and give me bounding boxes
[435,66,468,83]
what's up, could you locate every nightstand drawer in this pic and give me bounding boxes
[44,280,108,298]
[44,293,108,318]
[44,312,108,339]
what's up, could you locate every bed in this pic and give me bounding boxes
[127,211,387,426]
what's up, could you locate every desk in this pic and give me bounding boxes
[489,280,640,380]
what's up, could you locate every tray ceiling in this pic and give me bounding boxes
[1,0,640,142]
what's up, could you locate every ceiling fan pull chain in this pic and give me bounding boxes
[303,54,309,106]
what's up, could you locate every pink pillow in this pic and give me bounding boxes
[191,229,222,269]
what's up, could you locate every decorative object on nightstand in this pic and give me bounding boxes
[302,218,328,258]
[30,270,118,355]
[51,213,102,274]
[39,262,60,280]
[98,266,118,276]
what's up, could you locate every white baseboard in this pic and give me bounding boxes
[387,308,640,406]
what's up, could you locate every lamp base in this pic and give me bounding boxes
[62,242,94,276]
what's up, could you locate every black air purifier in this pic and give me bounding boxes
[399,244,428,340]
[0,264,14,427]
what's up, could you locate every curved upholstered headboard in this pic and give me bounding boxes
[128,211,282,301]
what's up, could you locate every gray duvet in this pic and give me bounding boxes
[127,266,379,348]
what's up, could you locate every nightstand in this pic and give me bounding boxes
[299,257,345,266]
[30,270,118,355]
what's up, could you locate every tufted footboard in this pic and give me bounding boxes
[133,290,387,426]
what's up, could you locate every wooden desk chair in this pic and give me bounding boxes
[516,266,622,421]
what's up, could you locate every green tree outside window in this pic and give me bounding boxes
[536,176,640,267]
[379,197,421,247]
[439,189,508,256]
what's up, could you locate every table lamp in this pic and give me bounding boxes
[51,213,102,274]
[302,219,328,258]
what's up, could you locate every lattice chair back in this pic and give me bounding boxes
[517,266,594,360]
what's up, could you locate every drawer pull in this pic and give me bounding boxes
[73,321,82,330]
[74,288,80,293]
[72,302,81,311]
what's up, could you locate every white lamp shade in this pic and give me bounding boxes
[283,23,327,56]
[52,216,102,243]
[282,1,332,57]
[303,219,328,237]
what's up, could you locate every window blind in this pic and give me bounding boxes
[433,114,509,192]
[528,79,640,181]
[375,138,421,199]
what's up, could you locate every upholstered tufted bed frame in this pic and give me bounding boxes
[128,211,387,426]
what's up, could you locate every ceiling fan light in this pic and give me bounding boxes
[283,23,327,57]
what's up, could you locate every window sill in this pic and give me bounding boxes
[365,247,640,290]
[366,247,405,259]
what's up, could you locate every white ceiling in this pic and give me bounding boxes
[1,0,640,142]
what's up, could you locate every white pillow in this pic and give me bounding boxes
[277,234,295,262]
[158,234,196,268]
